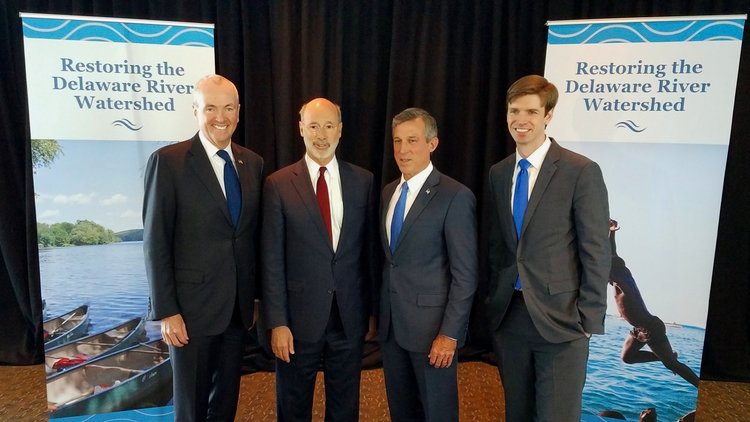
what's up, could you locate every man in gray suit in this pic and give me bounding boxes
[262,98,377,421]
[380,107,478,422]
[143,74,264,421]
[486,75,611,421]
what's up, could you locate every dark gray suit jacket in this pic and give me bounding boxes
[261,159,377,343]
[143,134,264,336]
[379,168,478,353]
[486,138,611,343]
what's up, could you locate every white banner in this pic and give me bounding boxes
[545,15,745,422]
[22,13,214,142]
[546,16,744,145]
[24,13,215,421]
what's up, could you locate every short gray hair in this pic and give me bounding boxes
[193,74,239,106]
[392,107,438,139]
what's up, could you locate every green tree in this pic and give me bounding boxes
[31,139,63,170]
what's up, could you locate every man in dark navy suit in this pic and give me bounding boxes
[262,98,377,421]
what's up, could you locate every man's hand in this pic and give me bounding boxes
[161,314,189,347]
[271,326,295,363]
[365,315,378,342]
[428,334,457,368]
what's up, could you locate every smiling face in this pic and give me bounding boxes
[299,98,342,166]
[193,76,240,149]
[392,117,438,180]
[506,93,553,156]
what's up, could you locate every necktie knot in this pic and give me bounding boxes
[519,158,531,171]
[217,149,231,163]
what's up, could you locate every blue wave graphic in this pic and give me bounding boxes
[51,405,174,421]
[112,119,143,131]
[21,17,214,47]
[549,18,745,44]
[615,120,646,133]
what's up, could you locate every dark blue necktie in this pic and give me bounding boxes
[389,182,409,253]
[217,149,241,227]
[513,159,530,289]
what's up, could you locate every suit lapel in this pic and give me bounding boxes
[381,179,398,258]
[496,159,518,247]
[232,144,255,231]
[187,136,233,226]
[290,159,332,251]
[394,169,440,253]
[521,139,561,236]
[337,162,354,253]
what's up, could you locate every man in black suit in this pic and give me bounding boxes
[143,74,264,421]
[262,97,377,421]
[380,107,478,421]
[485,75,611,421]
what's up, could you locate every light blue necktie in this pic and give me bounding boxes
[390,182,409,253]
[513,159,530,289]
[217,150,242,227]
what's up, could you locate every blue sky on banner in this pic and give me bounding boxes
[548,18,745,44]
[22,16,213,46]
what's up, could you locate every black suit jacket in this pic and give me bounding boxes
[379,169,478,353]
[143,134,264,336]
[261,159,377,342]
[486,139,611,343]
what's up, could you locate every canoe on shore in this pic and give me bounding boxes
[45,316,147,375]
[43,305,90,350]
[47,339,172,419]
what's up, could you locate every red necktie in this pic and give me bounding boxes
[317,167,332,241]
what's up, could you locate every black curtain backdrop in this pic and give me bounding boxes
[1,0,748,383]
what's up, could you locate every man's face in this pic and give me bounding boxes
[193,81,240,149]
[506,94,552,152]
[392,117,438,180]
[299,100,342,166]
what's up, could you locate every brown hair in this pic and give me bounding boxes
[506,75,558,114]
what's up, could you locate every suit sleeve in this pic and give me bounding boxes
[142,152,180,320]
[260,176,289,329]
[440,186,479,339]
[573,161,611,334]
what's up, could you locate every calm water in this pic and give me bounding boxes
[40,242,703,421]
[583,316,703,421]
[40,241,161,340]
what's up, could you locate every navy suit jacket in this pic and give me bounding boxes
[486,138,611,343]
[143,134,264,336]
[379,168,478,353]
[261,158,377,343]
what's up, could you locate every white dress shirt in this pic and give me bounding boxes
[385,162,434,245]
[511,137,551,211]
[198,132,237,198]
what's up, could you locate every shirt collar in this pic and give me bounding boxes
[401,162,433,193]
[198,131,233,158]
[304,153,339,178]
[516,137,551,170]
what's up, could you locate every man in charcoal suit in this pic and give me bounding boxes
[143,74,264,421]
[486,74,611,421]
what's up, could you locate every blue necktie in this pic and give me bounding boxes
[513,159,531,289]
[390,182,408,253]
[217,150,242,227]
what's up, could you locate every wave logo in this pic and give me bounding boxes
[615,120,645,133]
[112,119,143,131]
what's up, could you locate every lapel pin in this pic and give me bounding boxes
[238,159,244,165]
[425,189,431,194]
